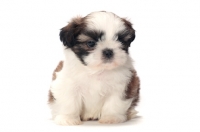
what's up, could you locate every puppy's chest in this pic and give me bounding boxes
[75,73,115,112]
[71,70,129,106]
[76,74,113,98]
[74,71,122,100]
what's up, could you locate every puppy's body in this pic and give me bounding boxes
[49,11,140,125]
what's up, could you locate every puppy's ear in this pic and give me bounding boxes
[60,17,84,47]
[122,18,136,43]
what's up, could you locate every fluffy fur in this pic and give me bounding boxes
[48,11,140,125]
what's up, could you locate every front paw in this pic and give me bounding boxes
[99,115,127,124]
[54,115,82,126]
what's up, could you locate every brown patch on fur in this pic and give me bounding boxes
[125,70,140,99]
[125,70,140,119]
[48,90,55,103]
[77,34,92,42]
[121,18,133,29]
[121,18,135,42]
[52,61,63,80]
[48,61,64,104]
[60,16,86,48]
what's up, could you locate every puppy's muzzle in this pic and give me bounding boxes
[103,49,113,59]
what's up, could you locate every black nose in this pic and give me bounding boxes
[103,49,114,59]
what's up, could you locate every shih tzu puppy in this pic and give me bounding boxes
[48,11,140,125]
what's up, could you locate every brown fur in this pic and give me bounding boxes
[52,61,64,80]
[48,90,55,103]
[48,61,64,104]
[60,17,86,48]
[121,18,134,29]
[121,18,135,41]
[126,70,140,118]
[125,70,140,99]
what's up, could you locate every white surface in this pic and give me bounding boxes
[0,0,200,131]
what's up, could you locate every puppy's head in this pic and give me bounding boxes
[60,11,135,70]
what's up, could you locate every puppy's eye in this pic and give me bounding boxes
[86,40,96,48]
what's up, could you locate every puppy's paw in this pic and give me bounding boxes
[99,115,126,124]
[127,109,138,120]
[54,115,82,126]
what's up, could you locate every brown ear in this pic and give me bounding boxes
[122,18,136,43]
[60,17,85,47]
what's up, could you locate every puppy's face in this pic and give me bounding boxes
[60,11,135,70]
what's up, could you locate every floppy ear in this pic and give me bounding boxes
[60,17,84,47]
[122,18,136,43]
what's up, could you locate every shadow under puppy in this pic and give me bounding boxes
[48,11,140,125]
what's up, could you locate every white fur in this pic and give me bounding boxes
[86,12,125,40]
[49,12,136,125]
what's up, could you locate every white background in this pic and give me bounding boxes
[0,0,200,131]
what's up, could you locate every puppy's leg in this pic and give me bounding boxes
[99,94,132,124]
[50,80,82,126]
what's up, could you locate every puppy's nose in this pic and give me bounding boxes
[102,49,113,59]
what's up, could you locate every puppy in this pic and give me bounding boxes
[48,11,140,125]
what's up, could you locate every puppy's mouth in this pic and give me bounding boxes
[103,59,113,63]
[95,60,119,70]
